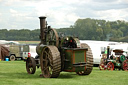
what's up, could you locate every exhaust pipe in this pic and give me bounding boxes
[39,16,46,41]
[107,46,110,59]
[36,16,46,55]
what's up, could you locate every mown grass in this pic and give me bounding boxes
[0,61,128,85]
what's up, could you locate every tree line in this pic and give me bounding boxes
[57,18,128,42]
[0,18,128,42]
[0,29,40,41]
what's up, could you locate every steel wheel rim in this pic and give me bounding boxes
[123,60,128,71]
[26,57,36,74]
[40,46,61,78]
[41,48,53,78]
[26,58,33,74]
[107,62,114,70]
[99,63,105,70]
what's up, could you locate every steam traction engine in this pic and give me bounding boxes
[99,46,128,71]
[26,16,93,78]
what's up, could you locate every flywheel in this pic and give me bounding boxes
[40,46,61,78]
[47,29,59,47]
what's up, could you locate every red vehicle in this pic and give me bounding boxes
[99,46,128,71]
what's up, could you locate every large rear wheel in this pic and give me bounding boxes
[40,46,61,78]
[76,43,93,75]
[122,59,128,71]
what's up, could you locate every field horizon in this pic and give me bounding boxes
[16,41,40,44]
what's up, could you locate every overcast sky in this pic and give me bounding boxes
[0,0,128,30]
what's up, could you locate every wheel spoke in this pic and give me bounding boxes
[46,50,53,67]
[47,57,53,67]
[44,51,49,57]
[44,66,51,77]
[107,62,114,70]
[44,66,49,71]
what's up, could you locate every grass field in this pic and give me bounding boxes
[17,41,40,44]
[0,61,128,85]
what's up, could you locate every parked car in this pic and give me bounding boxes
[7,44,37,61]
[22,45,37,60]
[9,44,29,61]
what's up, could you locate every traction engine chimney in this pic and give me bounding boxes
[39,16,46,43]
[107,46,110,59]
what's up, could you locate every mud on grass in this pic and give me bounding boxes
[0,61,128,85]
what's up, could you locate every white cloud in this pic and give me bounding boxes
[1,0,19,6]
[0,0,128,29]
[0,13,2,22]
[10,9,17,14]
[33,0,80,27]
[10,9,27,17]
[94,8,128,21]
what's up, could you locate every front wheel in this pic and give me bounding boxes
[107,62,114,70]
[99,63,106,70]
[26,57,36,74]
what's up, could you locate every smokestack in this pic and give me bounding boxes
[39,16,46,41]
[107,46,110,59]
